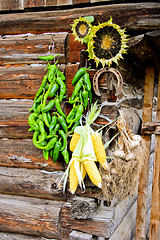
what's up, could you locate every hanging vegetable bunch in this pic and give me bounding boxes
[71,16,129,67]
[28,55,70,164]
[67,66,93,131]
[58,102,117,194]
[28,55,92,165]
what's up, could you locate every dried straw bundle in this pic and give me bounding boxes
[100,111,149,201]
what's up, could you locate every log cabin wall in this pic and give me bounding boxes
[0,1,160,239]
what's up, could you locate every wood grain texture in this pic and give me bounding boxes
[0,3,159,35]
[0,167,65,201]
[135,66,155,240]
[0,0,24,11]
[0,138,64,171]
[0,194,63,239]
[0,33,67,66]
[0,232,48,240]
[0,65,65,99]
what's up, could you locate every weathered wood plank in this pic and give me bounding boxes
[135,66,155,240]
[0,100,32,138]
[60,194,137,239]
[0,33,67,66]
[0,138,64,171]
[0,0,24,11]
[0,194,62,239]
[0,232,49,240]
[149,68,160,240]
[0,65,65,99]
[0,3,159,35]
[0,167,65,201]
[69,230,93,240]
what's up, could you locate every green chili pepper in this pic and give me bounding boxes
[55,98,66,118]
[28,113,39,131]
[48,84,59,98]
[30,94,43,112]
[50,149,53,158]
[51,124,60,135]
[68,105,84,128]
[35,119,46,143]
[72,67,87,86]
[72,104,84,123]
[79,89,83,103]
[82,89,88,110]
[61,148,69,164]
[46,111,51,124]
[59,130,67,151]
[70,77,83,100]
[49,115,57,133]
[38,54,60,61]
[58,115,68,133]
[34,74,48,102]
[57,69,65,81]
[47,61,58,82]
[33,131,57,150]
[83,72,91,91]
[43,149,49,160]
[66,106,77,123]
[69,96,80,104]
[56,77,66,102]
[52,140,62,163]
[42,78,55,108]
[42,99,55,112]
[42,112,50,128]
[71,120,80,132]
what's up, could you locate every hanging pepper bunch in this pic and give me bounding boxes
[28,56,92,164]
[28,56,69,164]
[67,67,92,131]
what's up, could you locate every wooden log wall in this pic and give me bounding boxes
[0,1,160,239]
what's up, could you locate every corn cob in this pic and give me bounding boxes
[70,132,81,152]
[69,158,80,194]
[91,131,110,171]
[80,162,86,180]
[83,160,102,188]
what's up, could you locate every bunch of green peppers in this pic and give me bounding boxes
[67,67,92,130]
[28,56,69,164]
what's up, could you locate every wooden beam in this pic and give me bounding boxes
[0,33,67,66]
[149,67,160,240]
[0,232,45,240]
[69,230,93,240]
[0,194,63,239]
[0,138,64,171]
[0,65,65,99]
[135,66,155,240]
[0,3,159,35]
[0,167,65,201]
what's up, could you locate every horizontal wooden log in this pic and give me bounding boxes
[0,194,63,239]
[0,100,32,138]
[142,121,160,134]
[0,33,67,66]
[0,138,64,171]
[0,167,65,201]
[0,65,65,99]
[0,0,24,11]
[0,232,49,240]
[0,3,159,35]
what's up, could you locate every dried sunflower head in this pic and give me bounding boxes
[87,17,129,67]
[71,16,94,44]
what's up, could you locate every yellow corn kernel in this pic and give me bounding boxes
[69,159,80,194]
[91,132,110,171]
[80,162,86,180]
[70,132,81,152]
[83,160,102,188]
